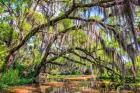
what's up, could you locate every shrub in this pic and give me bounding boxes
[0,69,33,89]
[0,69,20,86]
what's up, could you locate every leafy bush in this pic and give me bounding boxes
[0,69,20,86]
[0,69,33,89]
[71,70,83,75]
[18,78,33,85]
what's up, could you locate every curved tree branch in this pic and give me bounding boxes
[8,0,113,55]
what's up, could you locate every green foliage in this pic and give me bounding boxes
[71,70,83,75]
[48,75,83,80]
[57,22,65,31]
[0,6,4,13]
[57,18,73,31]
[0,23,18,43]
[0,69,20,86]
[32,12,46,24]
[0,69,33,89]
[21,20,32,32]
[70,29,88,46]
[18,78,33,85]
[55,57,66,63]
[0,45,8,71]
[62,19,73,28]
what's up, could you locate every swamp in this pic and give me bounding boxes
[1,0,140,93]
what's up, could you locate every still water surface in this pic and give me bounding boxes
[3,80,137,93]
[2,75,139,93]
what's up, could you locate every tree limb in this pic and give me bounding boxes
[8,0,113,55]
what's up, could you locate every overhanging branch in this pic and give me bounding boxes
[8,0,113,55]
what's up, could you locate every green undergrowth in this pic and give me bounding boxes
[0,69,33,89]
[47,75,82,79]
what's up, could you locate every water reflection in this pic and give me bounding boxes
[4,80,138,93]
[38,81,100,93]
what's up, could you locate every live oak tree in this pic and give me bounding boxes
[0,0,140,83]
